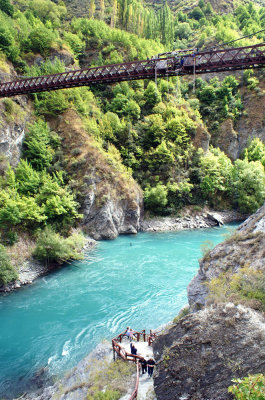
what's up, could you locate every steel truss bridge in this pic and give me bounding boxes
[0,43,265,98]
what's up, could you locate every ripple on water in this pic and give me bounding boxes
[0,224,239,398]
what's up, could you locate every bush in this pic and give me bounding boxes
[144,184,168,213]
[0,244,18,285]
[228,374,265,399]
[23,120,60,170]
[231,159,265,213]
[28,26,55,54]
[87,390,120,400]
[33,227,85,264]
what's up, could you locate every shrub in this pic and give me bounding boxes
[28,26,55,54]
[228,374,265,399]
[33,227,85,264]
[0,244,18,285]
[87,390,120,400]
[23,120,60,171]
[231,159,265,213]
[144,184,168,213]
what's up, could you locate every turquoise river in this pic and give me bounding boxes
[0,224,239,398]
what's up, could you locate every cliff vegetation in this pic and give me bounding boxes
[0,0,265,289]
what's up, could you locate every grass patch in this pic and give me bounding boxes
[206,266,265,311]
[86,359,135,399]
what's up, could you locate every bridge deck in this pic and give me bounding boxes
[0,43,265,97]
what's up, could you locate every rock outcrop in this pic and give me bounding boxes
[141,209,243,232]
[0,62,33,166]
[50,109,143,240]
[188,202,265,311]
[23,341,113,400]
[215,118,239,161]
[153,303,265,400]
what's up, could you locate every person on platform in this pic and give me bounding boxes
[130,344,137,355]
[129,328,134,342]
[140,357,147,374]
[125,327,130,339]
[147,357,156,378]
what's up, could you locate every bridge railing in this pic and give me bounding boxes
[1,43,265,97]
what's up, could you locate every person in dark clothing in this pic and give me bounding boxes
[147,357,155,377]
[130,344,137,355]
[140,358,147,374]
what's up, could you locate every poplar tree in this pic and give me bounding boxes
[111,0,117,28]
[100,0,105,20]
[89,0,95,19]
[159,1,174,45]
[122,0,128,26]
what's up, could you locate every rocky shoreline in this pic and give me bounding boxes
[0,237,97,294]
[140,209,246,232]
[0,210,246,295]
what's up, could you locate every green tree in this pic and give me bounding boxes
[144,183,168,213]
[33,227,85,264]
[243,138,265,166]
[189,6,204,20]
[199,147,233,206]
[231,159,265,213]
[28,26,55,54]
[23,120,60,170]
[0,0,14,16]
[138,114,166,150]
[159,1,174,45]
[15,160,41,195]
[175,22,192,39]
[144,81,161,109]
[36,173,81,228]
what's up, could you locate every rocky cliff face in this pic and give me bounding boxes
[188,202,265,311]
[213,74,265,160]
[153,303,265,400]
[0,65,33,167]
[50,109,143,240]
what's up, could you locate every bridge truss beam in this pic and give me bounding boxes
[0,43,265,97]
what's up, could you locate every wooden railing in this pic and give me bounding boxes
[112,328,157,350]
[129,362,140,400]
[112,328,157,399]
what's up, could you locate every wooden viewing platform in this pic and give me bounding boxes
[112,329,157,400]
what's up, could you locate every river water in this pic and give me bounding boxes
[0,224,238,398]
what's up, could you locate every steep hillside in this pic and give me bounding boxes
[188,201,265,311]
[50,108,143,239]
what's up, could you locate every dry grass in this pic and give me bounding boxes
[6,233,35,269]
